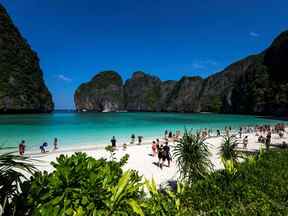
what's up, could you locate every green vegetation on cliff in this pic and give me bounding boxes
[0,4,53,113]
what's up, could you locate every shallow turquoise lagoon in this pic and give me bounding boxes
[0,112,285,151]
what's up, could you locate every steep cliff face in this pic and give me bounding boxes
[230,30,288,115]
[75,30,288,115]
[199,55,260,112]
[0,4,53,113]
[157,80,177,111]
[166,76,204,112]
[124,72,161,111]
[74,71,124,112]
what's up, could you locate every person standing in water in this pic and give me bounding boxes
[53,138,58,150]
[111,136,117,148]
[19,140,26,156]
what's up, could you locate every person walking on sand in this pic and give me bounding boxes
[53,138,58,150]
[158,144,164,169]
[163,141,172,167]
[137,136,142,145]
[152,141,157,157]
[111,136,117,148]
[243,136,248,148]
[130,134,135,144]
[265,132,271,151]
[19,140,25,156]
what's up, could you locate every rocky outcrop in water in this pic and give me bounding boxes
[0,4,53,113]
[74,71,124,112]
[75,30,288,115]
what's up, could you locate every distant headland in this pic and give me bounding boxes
[0,3,287,116]
[75,31,288,116]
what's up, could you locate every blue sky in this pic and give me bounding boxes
[2,0,288,109]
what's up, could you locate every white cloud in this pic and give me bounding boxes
[249,31,260,37]
[56,74,72,82]
[191,60,218,70]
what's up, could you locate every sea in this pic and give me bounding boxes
[0,112,285,151]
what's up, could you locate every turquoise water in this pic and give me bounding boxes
[0,112,285,151]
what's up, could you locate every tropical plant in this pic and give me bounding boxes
[20,152,144,215]
[143,179,193,216]
[173,129,213,182]
[219,134,239,167]
[181,150,288,215]
[0,151,37,215]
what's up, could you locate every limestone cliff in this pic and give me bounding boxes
[74,30,288,115]
[74,71,124,112]
[0,4,53,113]
[124,71,161,111]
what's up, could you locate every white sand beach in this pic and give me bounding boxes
[28,130,288,185]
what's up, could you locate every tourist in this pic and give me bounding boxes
[281,141,288,149]
[40,142,48,153]
[216,129,220,136]
[53,138,58,150]
[164,130,168,138]
[162,141,172,167]
[18,140,25,156]
[111,136,116,148]
[239,127,243,138]
[138,136,143,145]
[158,144,164,169]
[122,143,127,150]
[243,136,248,148]
[265,132,271,151]
[156,139,160,150]
[168,131,172,139]
[130,134,135,144]
[152,141,157,157]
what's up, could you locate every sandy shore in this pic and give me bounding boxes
[28,131,288,185]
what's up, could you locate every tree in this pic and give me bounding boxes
[173,129,213,182]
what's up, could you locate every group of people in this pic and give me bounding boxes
[18,138,59,155]
[110,134,144,149]
[152,139,172,169]
[164,130,181,142]
[130,134,143,145]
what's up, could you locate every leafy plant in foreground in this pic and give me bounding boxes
[219,134,239,168]
[173,129,213,182]
[0,151,37,215]
[22,152,144,215]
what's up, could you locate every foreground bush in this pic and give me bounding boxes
[182,150,288,215]
[20,152,144,215]
[7,150,288,215]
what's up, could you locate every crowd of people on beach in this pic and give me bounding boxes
[18,123,287,162]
